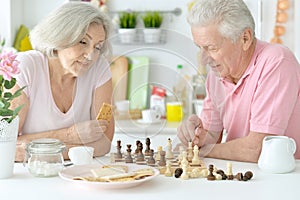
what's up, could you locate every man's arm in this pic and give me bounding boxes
[200,131,272,163]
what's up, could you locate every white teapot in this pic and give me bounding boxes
[258,136,296,173]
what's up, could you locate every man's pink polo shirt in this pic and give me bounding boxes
[200,40,300,159]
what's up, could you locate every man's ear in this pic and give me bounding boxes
[241,28,253,51]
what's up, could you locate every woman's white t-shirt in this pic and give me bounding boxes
[16,50,112,134]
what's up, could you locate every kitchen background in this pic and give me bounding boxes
[0,0,299,117]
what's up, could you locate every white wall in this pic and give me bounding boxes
[1,0,297,56]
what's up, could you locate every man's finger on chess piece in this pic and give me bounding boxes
[191,124,208,147]
[177,114,202,146]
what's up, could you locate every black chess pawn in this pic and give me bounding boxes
[135,140,141,154]
[158,150,166,166]
[144,138,151,156]
[125,144,133,163]
[207,164,216,181]
[147,149,156,165]
[136,142,145,162]
[115,140,122,159]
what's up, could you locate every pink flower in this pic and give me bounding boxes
[0,51,20,81]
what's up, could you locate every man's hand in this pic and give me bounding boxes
[177,114,202,146]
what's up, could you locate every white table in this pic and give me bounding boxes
[1,158,300,200]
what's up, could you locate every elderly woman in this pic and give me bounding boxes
[177,0,300,162]
[12,2,114,161]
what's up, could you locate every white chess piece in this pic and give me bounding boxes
[155,146,162,161]
[187,141,193,162]
[181,163,189,180]
[164,160,172,177]
[191,145,201,165]
[180,151,189,167]
[226,162,234,179]
[177,146,185,162]
[166,138,174,159]
[227,162,233,175]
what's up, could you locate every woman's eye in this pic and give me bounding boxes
[95,44,103,52]
[79,40,87,45]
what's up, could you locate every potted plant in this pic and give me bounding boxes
[142,11,163,43]
[0,40,25,179]
[118,12,138,43]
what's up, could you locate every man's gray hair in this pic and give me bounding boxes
[187,0,255,43]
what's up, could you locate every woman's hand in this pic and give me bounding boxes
[177,114,202,147]
[67,120,108,144]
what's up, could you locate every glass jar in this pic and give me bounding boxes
[25,138,66,177]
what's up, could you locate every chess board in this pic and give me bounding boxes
[110,138,206,175]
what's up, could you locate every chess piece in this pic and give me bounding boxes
[177,146,185,163]
[180,151,189,167]
[174,168,183,178]
[216,169,228,180]
[158,150,166,166]
[166,138,174,159]
[200,168,209,178]
[156,146,162,161]
[147,149,156,165]
[181,163,189,180]
[136,142,145,162]
[116,140,122,159]
[125,144,133,163]
[226,162,234,180]
[164,160,173,177]
[135,140,141,154]
[187,141,193,162]
[207,164,216,180]
[144,138,151,156]
[215,173,222,180]
[190,168,201,178]
[191,145,201,165]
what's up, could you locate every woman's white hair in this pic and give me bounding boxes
[30,2,113,58]
[187,0,255,43]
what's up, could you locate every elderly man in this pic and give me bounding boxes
[177,0,300,162]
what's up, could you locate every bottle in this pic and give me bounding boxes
[25,138,66,177]
[173,64,191,119]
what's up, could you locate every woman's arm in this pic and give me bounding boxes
[12,78,115,162]
[91,78,115,157]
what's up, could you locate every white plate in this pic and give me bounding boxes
[136,119,162,124]
[59,163,159,189]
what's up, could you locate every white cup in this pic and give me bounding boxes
[142,109,161,123]
[115,100,130,112]
[68,146,94,165]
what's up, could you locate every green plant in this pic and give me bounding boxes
[119,12,138,29]
[142,12,163,28]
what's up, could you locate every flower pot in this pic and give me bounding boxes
[118,28,137,44]
[143,28,161,43]
[0,116,19,179]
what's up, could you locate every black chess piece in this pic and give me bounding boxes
[115,140,122,159]
[136,142,145,162]
[144,138,151,156]
[158,150,166,166]
[207,164,216,181]
[135,140,141,154]
[147,149,156,165]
